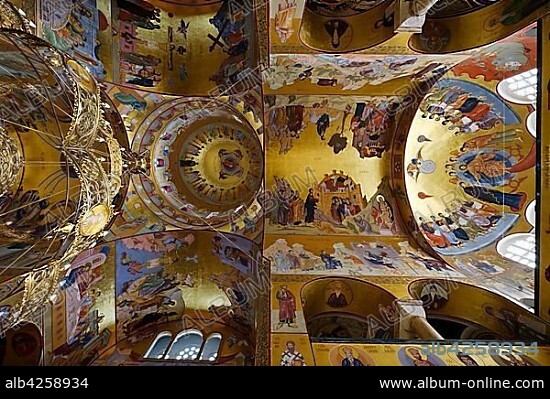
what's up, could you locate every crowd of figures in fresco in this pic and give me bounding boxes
[268,172,399,236]
[116,0,167,87]
[39,0,106,76]
[409,78,533,256]
[265,54,456,90]
[266,96,400,157]
[114,0,252,88]
[265,238,457,276]
[416,196,522,256]
[420,84,505,134]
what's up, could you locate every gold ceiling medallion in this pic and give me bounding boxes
[79,204,111,236]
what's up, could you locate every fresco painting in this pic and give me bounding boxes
[419,79,520,134]
[397,345,447,366]
[265,236,460,277]
[102,85,265,243]
[452,24,537,82]
[265,54,465,91]
[265,94,406,237]
[271,282,307,333]
[0,0,549,369]
[49,245,116,366]
[312,343,550,366]
[115,231,260,341]
[111,0,256,94]
[405,72,536,307]
[329,344,376,366]
[410,0,550,53]
[37,0,107,77]
[271,333,313,366]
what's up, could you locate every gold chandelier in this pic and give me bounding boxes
[0,7,123,330]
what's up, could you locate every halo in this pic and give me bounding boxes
[338,345,359,359]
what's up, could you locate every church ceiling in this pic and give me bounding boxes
[1,0,549,366]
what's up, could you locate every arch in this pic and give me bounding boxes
[301,277,398,340]
[165,329,203,360]
[144,331,172,360]
[407,279,549,342]
[199,333,222,362]
[298,0,395,53]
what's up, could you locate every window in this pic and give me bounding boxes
[166,329,203,360]
[496,68,538,105]
[144,332,172,359]
[496,200,536,269]
[496,233,536,269]
[144,329,223,362]
[199,333,222,362]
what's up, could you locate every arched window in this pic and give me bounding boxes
[144,332,172,359]
[496,233,536,269]
[199,333,222,362]
[142,329,223,362]
[165,329,203,360]
[496,199,536,269]
[497,68,538,105]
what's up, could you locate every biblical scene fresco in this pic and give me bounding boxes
[311,343,550,366]
[115,231,260,340]
[109,0,256,94]
[29,0,109,77]
[265,235,460,277]
[265,94,406,236]
[407,78,532,254]
[264,54,465,91]
[405,73,536,306]
[31,0,258,94]
[40,230,262,366]
[48,245,116,365]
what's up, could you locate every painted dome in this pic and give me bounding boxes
[133,97,263,228]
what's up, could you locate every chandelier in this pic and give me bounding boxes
[0,12,123,330]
